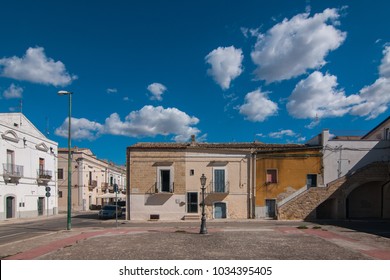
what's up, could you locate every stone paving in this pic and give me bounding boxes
[1,219,390,260]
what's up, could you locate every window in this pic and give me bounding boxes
[190,169,195,176]
[58,191,63,198]
[6,149,14,171]
[307,174,317,188]
[160,170,171,192]
[385,128,390,140]
[157,167,173,193]
[213,168,226,192]
[58,168,64,180]
[39,158,45,175]
[266,169,277,184]
[89,171,92,186]
[187,192,198,213]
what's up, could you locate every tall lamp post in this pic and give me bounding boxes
[199,174,207,234]
[58,90,72,230]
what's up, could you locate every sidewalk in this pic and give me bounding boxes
[2,219,390,260]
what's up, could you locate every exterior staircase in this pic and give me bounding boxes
[277,162,389,220]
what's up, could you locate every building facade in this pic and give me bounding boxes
[0,113,58,220]
[58,148,126,212]
[255,147,322,219]
[127,142,258,221]
[279,116,390,220]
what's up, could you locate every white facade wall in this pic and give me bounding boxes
[0,113,58,220]
[321,130,390,185]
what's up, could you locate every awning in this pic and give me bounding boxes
[97,193,126,199]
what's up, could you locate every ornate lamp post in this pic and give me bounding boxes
[58,90,72,230]
[199,174,207,234]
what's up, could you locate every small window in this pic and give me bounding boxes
[385,128,390,140]
[58,191,63,198]
[266,169,277,184]
[58,168,64,180]
[190,169,195,176]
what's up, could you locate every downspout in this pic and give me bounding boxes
[249,150,256,219]
[126,148,131,220]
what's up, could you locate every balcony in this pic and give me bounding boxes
[146,182,174,194]
[207,180,230,194]
[3,163,24,184]
[101,182,108,192]
[88,180,97,191]
[37,169,52,185]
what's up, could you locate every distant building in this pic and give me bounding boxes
[58,148,126,212]
[0,113,58,220]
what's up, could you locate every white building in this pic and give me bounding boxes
[307,117,390,185]
[58,147,126,212]
[0,113,58,220]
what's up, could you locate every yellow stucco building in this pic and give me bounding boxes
[255,147,323,218]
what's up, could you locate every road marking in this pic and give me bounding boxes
[0,232,26,239]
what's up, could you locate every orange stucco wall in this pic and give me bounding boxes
[256,150,322,207]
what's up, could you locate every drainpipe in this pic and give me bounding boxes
[249,151,256,219]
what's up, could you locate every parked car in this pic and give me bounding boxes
[98,205,122,219]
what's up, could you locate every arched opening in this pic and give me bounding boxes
[346,181,383,219]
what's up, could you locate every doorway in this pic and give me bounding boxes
[38,197,44,216]
[6,196,15,219]
[265,199,276,218]
[214,202,227,219]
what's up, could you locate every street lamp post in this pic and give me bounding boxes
[58,90,72,230]
[199,174,207,234]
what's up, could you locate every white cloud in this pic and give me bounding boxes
[350,46,390,119]
[379,46,390,78]
[257,129,306,142]
[268,129,297,139]
[107,88,118,94]
[287,71,361,119]
[147,83,167,101]
[103,106,200,140]
[0,47,77,86]
[251,8,346,83]
[350,77,390,119]
[205,46,244,90]
[55,117,103,141]
[241,27,260,38]
[238,89,278,122]
[3,83,23,99]
[55,106,201,142]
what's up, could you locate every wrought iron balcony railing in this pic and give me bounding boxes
[3,163,24,178]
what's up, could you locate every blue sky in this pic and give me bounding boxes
[1,0,390,165]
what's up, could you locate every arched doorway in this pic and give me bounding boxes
[6,196,15,219]
[346,181,383,219]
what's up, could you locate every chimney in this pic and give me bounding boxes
[190,135,196,146]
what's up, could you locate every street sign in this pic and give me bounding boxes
[45,187,51,192]
[45,192,51,197]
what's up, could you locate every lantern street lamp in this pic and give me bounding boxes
[58,90,72,230]
[199,174,207,234]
